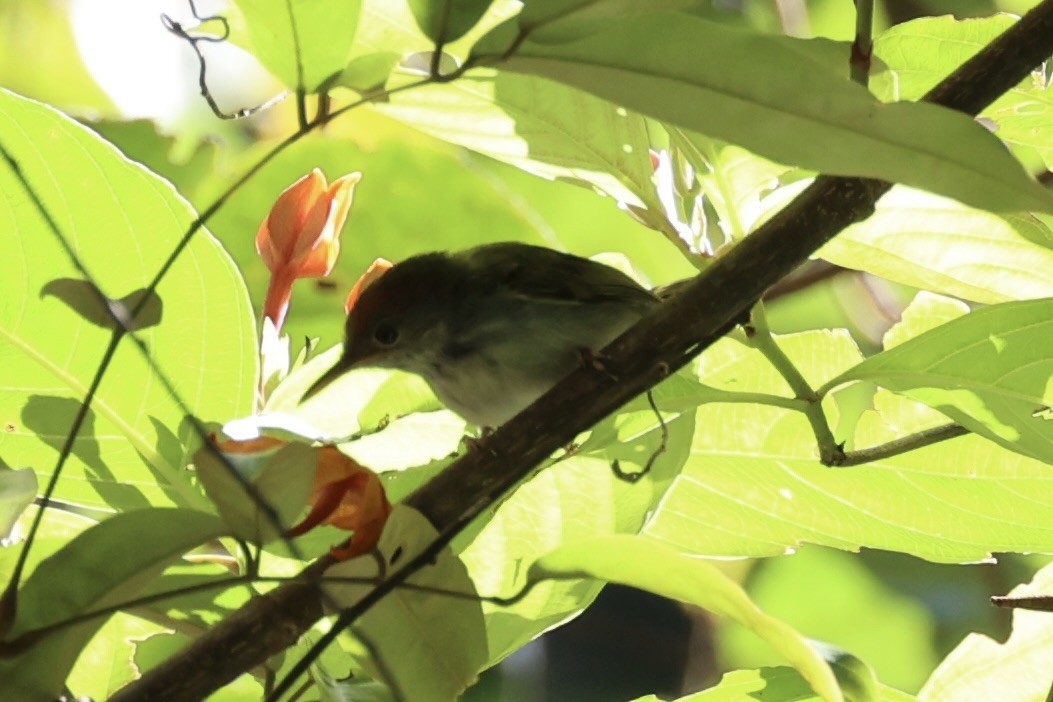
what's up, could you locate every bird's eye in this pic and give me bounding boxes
[373,323,399,346]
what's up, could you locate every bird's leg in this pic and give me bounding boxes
[461,426,497,455]
[578,347,619,381]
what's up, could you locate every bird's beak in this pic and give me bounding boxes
[300,354,354,404]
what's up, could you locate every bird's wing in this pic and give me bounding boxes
[462,242,658,308]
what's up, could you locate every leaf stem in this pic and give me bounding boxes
[851,0,875,87]
[743,303,843,464]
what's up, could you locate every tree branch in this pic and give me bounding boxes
[110,3,1053,699]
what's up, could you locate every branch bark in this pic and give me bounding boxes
[110,3,1053,699]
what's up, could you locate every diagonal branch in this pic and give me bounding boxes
[110,3,1053,700]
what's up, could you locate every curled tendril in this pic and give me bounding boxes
[161,0,289,119]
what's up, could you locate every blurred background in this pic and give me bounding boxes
[2,0,1048,699]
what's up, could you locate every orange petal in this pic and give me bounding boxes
[286,474,356,538]
[292,172,361,277]
[324,173,362,243]
[289,185,335,266]
[255,220,279,272]
[294,231,340,278]
[265,169,326,263]
[215,436,288,454]
[293,447,391,559]
[345,258,394,313]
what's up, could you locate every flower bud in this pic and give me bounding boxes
[256,168,362,331]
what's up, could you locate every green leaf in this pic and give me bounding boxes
[408,0,493,44]
[338,52,402,92]
[882,292,970,350]
[517,0,703,43]
[0,507,225,700]
[530,535,844,702]
[818,187,1053,304]
[136,563,259,636]
[342,0,432,67]
[325,506,489,701]
[195,442,316,546]
[919,560,1053,702]
[459,409,695,663]
[633,666,916,701]
[67,612,172,700]
[873,15,1053,167]
[0,507,96,593]
[233,0,363,91]
[481,12,1053,213]
[644,330,1053,563]
[826,298,1053,464]
[0,89,256,511]
[0,469,37,538]
[378,69,657,206]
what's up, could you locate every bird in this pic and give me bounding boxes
[301,242,659,427]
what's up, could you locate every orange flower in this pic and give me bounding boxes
[256,168,362,331]
[286,445,392,560]
[209,435,390,560]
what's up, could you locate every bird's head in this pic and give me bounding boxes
[300,253,458,402]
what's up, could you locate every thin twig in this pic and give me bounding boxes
[991,594,1053,612]
[827,423,969,467]
[611,390,669,483]
[161,4,290,120]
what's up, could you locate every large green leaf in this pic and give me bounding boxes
[516,0,703,43]
[407,0,493,44]
[233,0,363,91]
[0,89,257,511]
[531,535,844,702]
[195,442,316,546]
[0,507,226,700]
[477,12,1053,213]
[825,298,1053,464]
[919,560,1053,702]
[325,506,489,701]
[67,612,173,701]
[872,15,1053,167]
[378,69,657,206]
[818,187,1053,304]
[459,405,695,664]
[645,322,1053,563]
